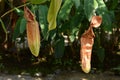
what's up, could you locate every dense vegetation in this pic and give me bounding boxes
[0,0,120,75]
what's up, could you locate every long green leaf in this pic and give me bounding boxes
[38,5,48,40]
[28,0,47,4]
[12,17,22,41]
[47,0,62,31]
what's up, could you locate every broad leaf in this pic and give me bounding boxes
[59,5,84,35]
[58,0,73,21]
[96,0,114,31]
[96,0,107,11]
[47,0,62,31]
[84,0,98,21]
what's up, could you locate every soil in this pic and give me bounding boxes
[0,70,120,80]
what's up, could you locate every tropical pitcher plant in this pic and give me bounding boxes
[23,0,62,57]
[24,6,40,57]
[80,16,102,73]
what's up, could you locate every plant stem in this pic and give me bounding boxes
[0,3,29,18]
[0,18,8,42]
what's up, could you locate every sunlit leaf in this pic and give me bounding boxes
[47,0,62,31]
[24,6,40,57]
[96,0,107,11]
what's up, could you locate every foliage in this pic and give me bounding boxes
[47,0,62,31]
[0,0,120,74]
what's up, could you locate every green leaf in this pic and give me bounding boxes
[84,0,98,21]
[69,8,84,31]
[101,12,112,31]
[59,5,84,36]
[28,0,47,4]
[72,0,80,9]
[96,0,115,31]
[58,0,73,21]
[96,0,107,11]
[20,17,26,34]
[59,4,84,34]
[54,37,65,58]
[47,0,62,31]
[38,5,48,40]
[12,17,22,41]
[97,47,105,63]
[12,17,26,41]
